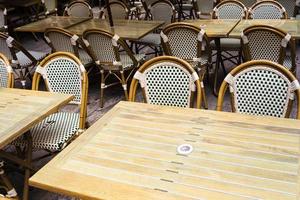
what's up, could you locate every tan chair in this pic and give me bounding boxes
[63,0,93,18]
[99,1,130,19]
[129,56,202,108]
[241,25,296,73]
[0,53,13,88]
[217,60,300,119]
[83,29,145,107]
[41,0,57,16]
[193,0,217,19]
[13,52,88,152]
[161,22,212,108]
[248,0,288,19]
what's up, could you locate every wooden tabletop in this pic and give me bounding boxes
[14,16,90,33]
[67,19,165,40]
[30,101,300,200]
[185,19,240,37]
[0,88,73,149]
[229,19,300,39]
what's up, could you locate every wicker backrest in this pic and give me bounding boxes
[217,60,300,119]
[0,6,7,31]
[0,53,13,88]
[99,1,129,19]
[213,0,247,19]
[276,0,296,18]
[194,0,217,17]
[0,33,13,61]
[42,0,57,15]
[241,25,295,71]
[64,0,93,18]
[248,0,287,19]
[161,22,209,63]
[129,56,202,108]
[149,0,175,24]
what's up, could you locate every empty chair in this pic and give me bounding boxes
[276,0,296,18]
[161,22,212,108]
[129,56,202,108]
[41,0,57,16]
[248,0,287,19]
[63,0,93,18]
[241,25,296,73]
[193,0,217,19]
[13,52,88,152]
[0,6,7,32]
[99,1,130,19]
[44,28,93,70]
[83,29,145,107]
[217,60,300,119]
[0,53,13,88]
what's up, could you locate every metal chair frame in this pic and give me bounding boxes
[247,0,288,19]
[63,0,93,18]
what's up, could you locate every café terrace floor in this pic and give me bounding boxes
[5,32,300,200]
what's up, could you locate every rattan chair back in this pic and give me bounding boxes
[0,53,13,88]
[32,52,88,129]
[99,1,130,19]
[41,0,57,16]
[276,0,296,18]
[248,0,287,19]
[129,56,202,108]
[241,25,295,72]
[194,0,217,18]
[149,0,176,24]
[0,6,7,32]
[213,0,247,19]
[217,60,300,119]
[63,0,93,18]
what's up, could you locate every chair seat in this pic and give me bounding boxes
[78,49,93,66]
[16,50,48,67]
[120,54,145,69]
[210,38,241,49]
[138,33,161,46]
[13,112,80,151]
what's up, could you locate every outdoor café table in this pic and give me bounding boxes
[0,88,73,200]
[66,19,165,41]
[30,101,300,200]
[14,16,91,33]
[229,19,300,39]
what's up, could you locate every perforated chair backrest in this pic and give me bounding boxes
[248,0,287,19]
[0,53,13,88]
[194,0,216,16]
[0,33,13,61]
[42,0,57,14]
[217,60,300,119]
[241,25,291,69]
[129,56,202,108]
[100,1,129,19]
[213,0,247,19]
[149,0,175,24]
[64,0,93,18]
[276,0,296,18]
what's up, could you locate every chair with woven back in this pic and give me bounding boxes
[248,0,287,19]
[0,53,13,88]
[276,0,297,19]
[0,6,7,33]
[82,29,145,108]
[13,51,88,154]
[99,1,130,19]
[193,0,217,19]
[129,56,202,108]
[44,28,94,72]
[41,0,58,17]
[217,60,300,119]
[241,25,296,73]
[63,0,93,18]
[160,22,212,109]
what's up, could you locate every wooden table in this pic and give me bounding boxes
[186,19,240,37]
[14,16,91,33]
[30,101,300,200]
[67,19,165,40]
[0,88,73,200]
[229,19,300,39]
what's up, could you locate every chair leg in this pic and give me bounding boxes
[100,70,105,108]
[23,132,32,200]
[120,71,128,100]
[201,82,208,109]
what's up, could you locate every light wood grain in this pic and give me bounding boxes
[229,19,300,39]
[0,88,73,149]
[29,101,300,200]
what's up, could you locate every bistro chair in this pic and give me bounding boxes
[41,0,58,16]
[172,0,194,20]
[13,51,88,153]
[0,6,7,32]
[248,0,288,19]
[99,1,130,19]
[161,22,212,109]
[83,29,145,107]
[135,0,176,55]
[63,0,93,18]
[276,0,297,19]
[44,28,94,71]
[241,25,296,73]
[217,60,300,119]
[129,56,202,108]
[0,53,13,88]
[193,0,217,19]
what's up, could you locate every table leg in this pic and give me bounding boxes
[22,132,32,200]
[213,38,221,97]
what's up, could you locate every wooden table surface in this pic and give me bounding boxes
[229,19,300,39]
[186,19,240,37]
[30,101,300,200]
[0,88,73,149]
[14,16,90,33]
[67,19,165,40]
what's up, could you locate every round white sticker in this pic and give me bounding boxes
[177,144,193,155]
